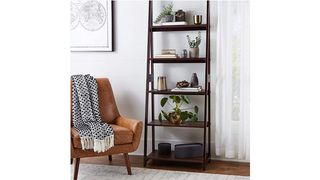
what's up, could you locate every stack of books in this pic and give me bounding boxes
[155,49,178,58]
[171,87,202,92]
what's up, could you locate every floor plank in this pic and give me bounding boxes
[79,154,250,176]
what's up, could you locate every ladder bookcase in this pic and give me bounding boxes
[144,0,211,170]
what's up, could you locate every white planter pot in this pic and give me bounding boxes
[189,48,199,58]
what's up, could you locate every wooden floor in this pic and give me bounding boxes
[79,154,250,176]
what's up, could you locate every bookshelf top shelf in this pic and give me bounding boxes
[152,24,207,32]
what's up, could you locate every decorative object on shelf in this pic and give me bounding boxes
[181,49,188,58]
[157,76,167,91]
[175,9,186,22]
[187,32,201,58]
[159,95,199,124]
[190,73,199,87]
[71,0,113,52]
[176,80,190,88]
[158,143,171,155]
[193,15,202,25]
[175,143,203,158]
[171,87,202,92]
[154,2,174,24]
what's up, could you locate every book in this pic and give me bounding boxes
[161,21,188,26]
[154,54,178,58]
[171,87,202,92]
[161,49,176,55]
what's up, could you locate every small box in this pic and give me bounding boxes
[158,143,171,155]
[174,143,203,159]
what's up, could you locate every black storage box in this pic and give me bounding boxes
[174,143,203,158]
[158,143,171,155]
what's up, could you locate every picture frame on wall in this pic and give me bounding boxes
[71,0,114,52]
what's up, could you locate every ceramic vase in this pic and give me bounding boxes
[164,15,174,22]
[190,73,199,87]
[189,48,199,58]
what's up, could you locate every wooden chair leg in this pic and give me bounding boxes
[108,155,112,162]
[73,158,80,180]
[123,153,132,175]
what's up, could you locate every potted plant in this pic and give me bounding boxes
[154,3,174,24]
[158,95,199,124]
[186,32,201,58]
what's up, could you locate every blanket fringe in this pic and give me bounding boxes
[80,135,114,153]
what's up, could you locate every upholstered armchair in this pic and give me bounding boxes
[71,78,143,180]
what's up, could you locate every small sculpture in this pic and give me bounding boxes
[176,80,190,88]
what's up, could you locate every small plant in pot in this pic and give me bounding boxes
[158,95,199,124]
[186,32,201,58]
[154,3,174,24]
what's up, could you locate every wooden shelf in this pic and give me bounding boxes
[147,150,209,163]
[151,58,206,63]
[144,0,211,169]
[152,24,207,32]
[147,120,207,128]
[150,89,206,95]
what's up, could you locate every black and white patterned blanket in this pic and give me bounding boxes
[71,74,114,153]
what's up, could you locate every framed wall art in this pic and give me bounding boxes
[71,0,114,52]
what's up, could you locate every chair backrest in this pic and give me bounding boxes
[71,78,120,126]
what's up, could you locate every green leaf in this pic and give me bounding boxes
[191,114,198,122]
[194,106,199,113]
[181,95,190,104]
[180,111,189,120]
[161,110,170,120]
[160,97,168,107]
[158,113,162,122]
[188,112,194,118]
[175,96,181,103]
[169,95,180,104]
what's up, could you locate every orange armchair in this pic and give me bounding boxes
[71,78,143,180]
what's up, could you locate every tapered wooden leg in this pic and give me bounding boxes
[108,155,112,162]
[123,153,132,175]
[71,158,73,164]
[73,158,80,180]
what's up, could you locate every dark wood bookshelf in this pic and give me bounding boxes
[152,24,207,32]
[151,58,206,63]
[147,120,207,128]
[150,89,206,95]
[144,0,211,170]
[147,150,210,163]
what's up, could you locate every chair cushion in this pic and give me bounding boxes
[71,124,133,149]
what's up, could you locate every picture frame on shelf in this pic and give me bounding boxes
[71,0,114,52]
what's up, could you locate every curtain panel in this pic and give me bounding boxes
[214,0,250,161]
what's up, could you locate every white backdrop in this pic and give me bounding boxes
[71,0,223,160]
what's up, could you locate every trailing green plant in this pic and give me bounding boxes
[154,3,174,24]
[158,95,199,123]
[186,32,201,48]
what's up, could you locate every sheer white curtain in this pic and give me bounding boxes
[214,0,250,161]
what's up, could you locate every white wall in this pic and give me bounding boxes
[71,0,217,157]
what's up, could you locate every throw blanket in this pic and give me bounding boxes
[71,74,114,153]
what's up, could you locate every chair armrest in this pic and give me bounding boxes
[115,116,142,134]
[115,116,143,150]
